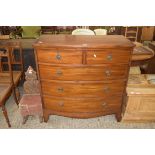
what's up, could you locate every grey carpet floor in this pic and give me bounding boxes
[1,93,155,129]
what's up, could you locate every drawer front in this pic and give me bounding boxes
[41,81,125,97]
[39,64,128,81]
[43,95,122,113]
[37,49,82,64]
[87,49,131,64]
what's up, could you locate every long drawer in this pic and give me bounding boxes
[86,49,131,64]
[43,95,122,113]
[41,81,125,97]
[39,64,128,81]
[37,49,82,64]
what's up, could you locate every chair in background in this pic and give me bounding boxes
[72,29,95,35]
[21,26,41,39]
[0,42,22,101]
[94,29,107,35]
[0,47,19,127]
[124,26,139,42]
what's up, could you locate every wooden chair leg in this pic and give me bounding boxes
[2,105,11,128]
[15,87,20,101]
[12,87,19,106]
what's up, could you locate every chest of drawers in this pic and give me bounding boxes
[33,35,134,122]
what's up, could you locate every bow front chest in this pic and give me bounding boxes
[33,35,134,122]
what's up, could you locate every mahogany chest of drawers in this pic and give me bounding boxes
[33,35,134,122]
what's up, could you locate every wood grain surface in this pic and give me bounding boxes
[34,35,134,122]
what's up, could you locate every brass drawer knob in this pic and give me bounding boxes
[102,102,107,107]
[58,102,64,107]
[56,70,63,76]
[57,87,64,92]
[103,87,110,92]
[105,70,111,76]
[56,53,61,60]
[107,54,112,61]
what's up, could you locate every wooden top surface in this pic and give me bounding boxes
[0,39,37,49]
[133,46,154,55]
[0,40,21,48]
[34,35,134,49]
[132,45,154,61]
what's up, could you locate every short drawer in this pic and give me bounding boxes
[43,95,122,113]
[41,81,125,97]
[37,49,82,64]
[86,49,131,64]
[39,64,128,81]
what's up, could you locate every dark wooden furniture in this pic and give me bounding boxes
[34,35,134,122]
[0,42,22,101]
[0,41,23,100]
[131,46,154,66]
[147,42,155,74]
[0,40,23,73]
[130,42,154,74]
[1,36,153,74]
[0,39,37,71]
[0,46,18,127]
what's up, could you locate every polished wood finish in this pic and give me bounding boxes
[39,64,128,81]
[0,36,151,72]
[43,95,121,113]
[86,49,131,64]
[41,81,125,98]
[37,49,82,64]
[35,35,134,48]
[34,35,134,122]
[132,46,154,61]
